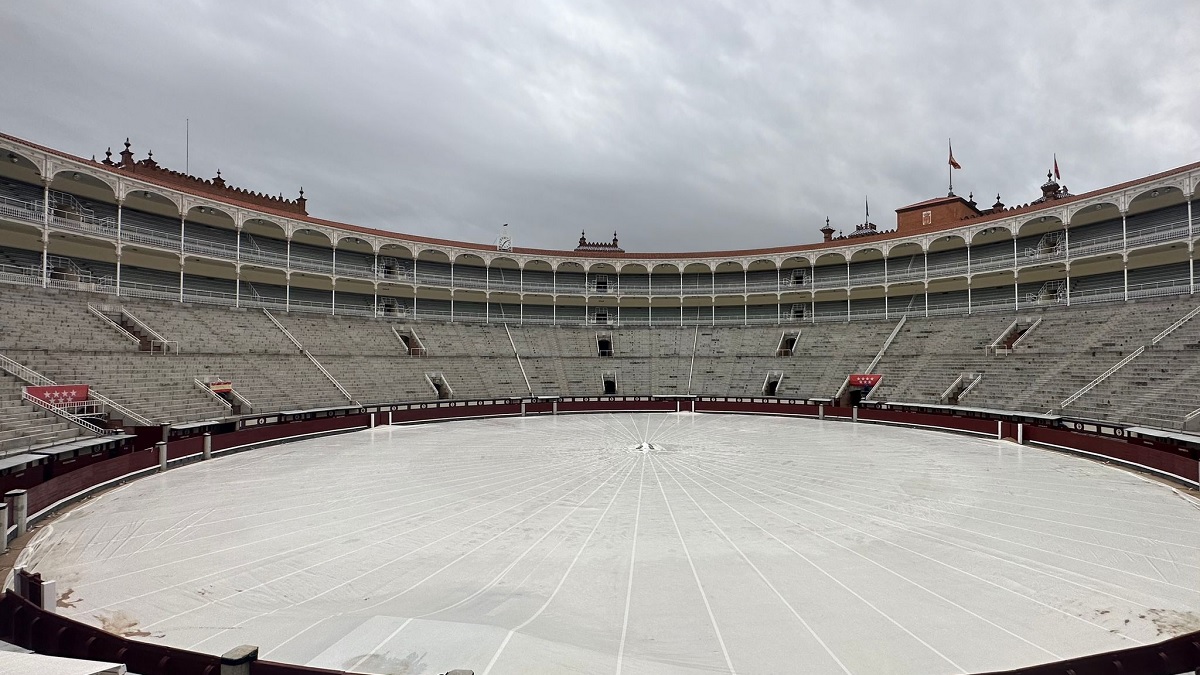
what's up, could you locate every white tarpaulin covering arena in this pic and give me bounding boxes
[18,413,1200,674]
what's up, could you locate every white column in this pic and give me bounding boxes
[179,260,185,303]
[115,199,123,296]
[1122,211,1129,301]
[235,224,242,308]
[1064,224,1071,306]
[1013,236,1019,310]
[1189,197,1194,294]
[286,237,292,311]
[883,255,889,318]
[331,281,336,315]
[966,242,972,314]
[41,181,49,288]
[923,250,929,317]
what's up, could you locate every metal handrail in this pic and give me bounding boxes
[262,309,355,402]
[959,373,983,398]
[1152,303,1200,344]
[89,392,154,426]
[120,307,174,350]
[865,315,906,374]
[504,324,532,395]
[0,353,54,385]
[22,391,109,436]
[87,304,141,344]
[1061,346,1145,408]
[193,378,234,410]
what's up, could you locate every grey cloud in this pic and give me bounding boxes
[1,0,1196,252]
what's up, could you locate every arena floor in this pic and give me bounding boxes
[17,413,1200,675]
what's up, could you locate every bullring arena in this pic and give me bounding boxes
[0,131,1198,674]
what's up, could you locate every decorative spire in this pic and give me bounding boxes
[103,147,113,165]
[819,216,835,243]
[119,138,134,166]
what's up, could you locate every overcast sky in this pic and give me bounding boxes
[2,1,1197,252]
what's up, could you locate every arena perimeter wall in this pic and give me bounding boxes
[1,398,1198,675]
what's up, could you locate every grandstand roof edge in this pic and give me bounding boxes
[3,131,1197,261]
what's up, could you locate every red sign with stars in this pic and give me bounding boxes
[25,385,90,404]
[848,374,881,387]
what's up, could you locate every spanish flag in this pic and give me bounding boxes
[948,140,962,170]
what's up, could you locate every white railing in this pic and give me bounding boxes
[307,351,355,402]
[5,186,1199,301]
[987,319,1018,355]
[89,391,154,426]
[193,378,234,411]
[263,309,355,402]
[940,373,966,402]
[229,387,255,413]
[687,326,699,394]
[1061,346,1145,409]
[504,324,532,394]
[120,307,178,352]
[1184,406,1200,427]
[1152,303,1200,344]
[959,373,983,398]
[87,304,141,344]
[262,309,305,350]
[22,391,109,436]
[1010,318,1041,349]
[865,315,906,374]
[0,353,53,385]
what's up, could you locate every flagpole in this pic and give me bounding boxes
[948,138,953,196]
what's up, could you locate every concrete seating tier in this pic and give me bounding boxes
[3,285,1200,432]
